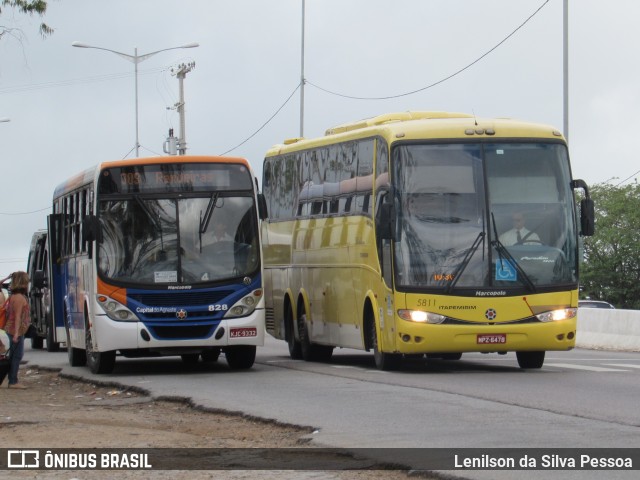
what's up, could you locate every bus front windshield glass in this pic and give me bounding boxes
[98,195,259,286]
[392,142,578,292]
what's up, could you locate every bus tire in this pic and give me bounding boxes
[85,316,115,374]
[298,314,333,362]
[86,349,116,374]
[516,351,545,369]
[369,320,401,371]
[285,305,302,360]
[181,353,200,364]
[66,324,86,367]
[225,345,256,369]
[297,313,313,361]
[201,348,221,363]
[30,333,44,350]
[46,315,60,352]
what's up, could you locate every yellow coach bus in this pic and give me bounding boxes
[261,112,594,370]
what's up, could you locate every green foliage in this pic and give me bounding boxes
[0,0,52,38]
[581,183,640,309]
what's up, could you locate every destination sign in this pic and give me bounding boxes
[98,163,252,194]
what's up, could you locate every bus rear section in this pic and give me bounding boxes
[50,156,266,374]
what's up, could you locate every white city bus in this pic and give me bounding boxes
[47,155,266,373]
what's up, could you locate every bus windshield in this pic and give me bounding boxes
[98,195,259,286]
[393,142,578,292]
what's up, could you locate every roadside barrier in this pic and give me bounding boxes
[577,308,640,352]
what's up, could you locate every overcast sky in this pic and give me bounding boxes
[0,0,637,274]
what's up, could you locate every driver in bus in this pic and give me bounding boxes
[499,212,541,246]
[212,218,234,243]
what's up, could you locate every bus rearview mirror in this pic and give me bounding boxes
[580,198,595,236]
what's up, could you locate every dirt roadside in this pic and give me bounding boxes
[0,365,436,480]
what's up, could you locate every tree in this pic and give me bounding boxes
[0,0,52,40]
[580,182,640,309]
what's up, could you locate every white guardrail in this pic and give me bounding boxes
[577,308,640,352]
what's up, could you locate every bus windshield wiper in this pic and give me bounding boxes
[445,230,485,293]
[490,213,536,292]
[199,192,219,253]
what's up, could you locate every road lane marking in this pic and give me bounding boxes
[545,363,629,372]
[604,363,640,369]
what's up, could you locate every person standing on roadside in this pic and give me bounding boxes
[0,278,6,355]
[3,272,31,389]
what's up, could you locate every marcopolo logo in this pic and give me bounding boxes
[8,450,40,468]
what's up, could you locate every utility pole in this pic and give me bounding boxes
[171,62,196,155]
[563,0,569,142]
[72,41,198,157]
[300,0,306,138]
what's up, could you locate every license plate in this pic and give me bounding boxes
[230,327,258,338]
[477,333,507,344]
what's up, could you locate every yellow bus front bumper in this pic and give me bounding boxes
[393,318,576,354]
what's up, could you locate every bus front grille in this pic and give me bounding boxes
[148,325,215,340]
[129,290,234,307]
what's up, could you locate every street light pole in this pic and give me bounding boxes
[72,41,199,157]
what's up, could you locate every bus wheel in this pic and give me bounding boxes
[201,348,221,363]
[181,353,200,364]
[297,313,313,361]
[46,315,60,352]
[369,321,401,371]
[85,321,115,374]
[30,333,44,350]
[66,324,86,367]
[285,307,302,360]
[297,314,333,362]
[516,351,545,369]
[225,345,256,369]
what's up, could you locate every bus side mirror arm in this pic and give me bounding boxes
[571,179,595,236]
[82,215,100,260]
[82,215,99,242]
[257,193,268,220]
[376,202,396,241]
[33,270,47,289]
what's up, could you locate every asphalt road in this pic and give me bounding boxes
[23,336,640,480]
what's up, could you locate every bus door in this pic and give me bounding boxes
[47,214,66,341]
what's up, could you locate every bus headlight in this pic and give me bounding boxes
[97,295,137,322]
[224,289,263,319]
[536,308,577,323]
[398,310,445,324]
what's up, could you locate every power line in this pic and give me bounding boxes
[306,0,550,101]
[615,170,640,187]
[0,67,166,95]
[0,258,26,264]
[219,83,301,156]
[0,206,49,216]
